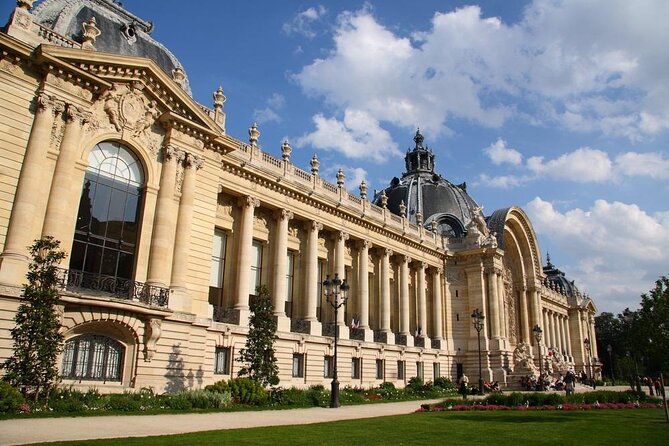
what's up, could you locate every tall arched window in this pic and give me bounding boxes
[70,142,144,283]
[61,334,124,381]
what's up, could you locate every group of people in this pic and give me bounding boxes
[642,376,665,397]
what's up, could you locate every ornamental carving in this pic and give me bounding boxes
[143,318,162,362]
[512,341,537,374]
[101,82,161,136]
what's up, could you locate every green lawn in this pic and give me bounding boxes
[36,409,668,446]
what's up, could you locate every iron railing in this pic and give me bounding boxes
[57,268,169,308]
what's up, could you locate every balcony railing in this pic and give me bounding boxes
[57,268,169,308]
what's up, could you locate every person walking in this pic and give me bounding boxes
[459,374,469,400]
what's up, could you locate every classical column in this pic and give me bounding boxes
[431,267,443,341]
[551,311,559,350]
[41,104,88,254]
[543,310,552,348]
[0,93,64,285]
[589,316,599,359]
[487,268,501,339]
[558,314,567,355]
[170,153,203,312]
[530,286,542,334]
[233,195,260,312]
[272,209,293,319]
[416,262,428,337]
[304,221,322,322]
[399,255,411,336]
[497,272,507,339]
[357,240,371,329]
[565,316,573,357]
[379,248,392,333]
[146,145,183,288]
[518,286,530,342]
[334,231,349,326]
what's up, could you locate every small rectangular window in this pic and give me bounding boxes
[210,229,227,288]
[214,347,231,375]
[249,241,263,295]
[292,353,304,378]
[351,357,361,379]
[416,361,424,380]
[324,356,334,378]
[397,360,405,380]
[433,362,440,380]
[376,359,384,380]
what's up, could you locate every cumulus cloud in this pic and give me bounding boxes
[293,0,669,150]
[476,173,527,189]
[615,152,669,179]
[484,138,523,165]
[283,6,328,39]
[526,197,669,312]
[323,165,368,190]
[526,147,614,182]
[295,109,401,163]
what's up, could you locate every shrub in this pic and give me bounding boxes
[0,381,26,414]
[407,376,424,392]
[103,392,143,412]
[340,386,366,404]
[206,377,267,405]
[168,390,231,410]
[306,384,328,407]
[269,387,311,407]
[433,377,456,390]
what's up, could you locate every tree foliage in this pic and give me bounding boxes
[237,285,279,387]
[2,237,65,400]
[595,274,669,379]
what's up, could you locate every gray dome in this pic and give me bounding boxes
[543,254,584,302]
[373,130,480,237]
[32,0,191,95]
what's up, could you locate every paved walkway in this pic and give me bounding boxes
[0,399,443,445]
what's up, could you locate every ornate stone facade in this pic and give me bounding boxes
[0,0,599,393]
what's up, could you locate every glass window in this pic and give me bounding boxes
[351,357,361,379]
[214,347,231,375]
[416,361,424,380]
[70,142,143,284]
[397,360,405,380]
[292,353,304,378]
[285,251,295,317]
[324,356,334,378]
[210,230,227,288]
[433,362,440,380]
[249,241,263,295]
[61,334,124,381]
[376,359,384,380]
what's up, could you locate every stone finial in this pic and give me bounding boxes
[380,190,388,208]
[416,210,423,227]
[336,168,345,187]
[281,140,292,161]
[213,86,226,111]
[399,200,406,218]
[310,154,320,175]
[17,0,35,10]
[81,17,101,50]
[248,122,260,146]
[359,180,368,199]
[172,66,186,89]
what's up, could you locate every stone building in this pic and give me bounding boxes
[0,0,599,393]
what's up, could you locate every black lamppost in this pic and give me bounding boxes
[471,308,485,394]
[606,344,614,384]
[533,324,543,390]
[323,273,349,408]
[584,338,592,386]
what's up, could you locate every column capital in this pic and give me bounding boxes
[275,208,294,221]
[238,195,260,209]
[65,104,91,125]
[306,220,323,232]
[162,144,184,162]
[430,266,443,276]
[184,153,204,170]
[36,93,65,115]
[334,231,349,242]
[357,239,372,250]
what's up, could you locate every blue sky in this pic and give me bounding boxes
[5,1,668,315]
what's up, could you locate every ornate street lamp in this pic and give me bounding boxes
[606,344,614,384]
[533,325,543,391]
[323,273,350,408]
[471,308,485,394]
[583,338,592,385]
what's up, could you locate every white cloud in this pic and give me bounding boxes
[294,0,669,143]
[283,6,327,39]
[476,173,526,189]
[526,147,614,182]
[615,152,669,179]
[295,109,401,163]
[484,138,522,165]
[253,93,285,124]
[323,165,368,190]
[526,197,669,312]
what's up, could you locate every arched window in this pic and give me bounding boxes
[69,142,144,284]
[61,334,125,381]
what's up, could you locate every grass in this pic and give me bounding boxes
[34,408,668,446]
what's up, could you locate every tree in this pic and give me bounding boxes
[237,285,279,387]
[636,275,669,373]
[2,237,66,400]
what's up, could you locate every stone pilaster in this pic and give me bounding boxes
[304,221,322,335]
[431,267,443,341]
[272,209,293,332]
[233,195,260,321]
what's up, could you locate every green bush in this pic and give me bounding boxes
[269,387,311,407]
[206,378,267,405]
[306,384,329,407]
[433,377,456,390]
[340,386,366,404]
[164,392,193,410]
[406,376,424,392]
[103,392,143,412]
[0,381,26,414]
[183,390,232,409]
